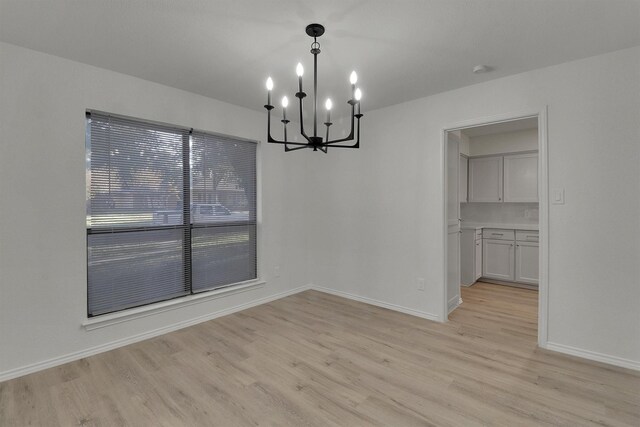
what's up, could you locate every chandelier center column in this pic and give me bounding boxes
[313,38,319,138]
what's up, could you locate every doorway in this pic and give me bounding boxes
[442,110,548,347]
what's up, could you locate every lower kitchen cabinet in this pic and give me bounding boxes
[479,228,539,287]
[461,229,482,286]
[482,238,515,281]
[474,238,482,280]
[515,241,539,285]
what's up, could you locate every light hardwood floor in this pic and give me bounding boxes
[1,283,639,426]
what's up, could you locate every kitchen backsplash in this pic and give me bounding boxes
[461,202,539,224]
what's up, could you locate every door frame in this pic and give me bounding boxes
[445,132,462,314]
[441,108,549,348]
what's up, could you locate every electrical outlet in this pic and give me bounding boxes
[417,278,425,291]
[274,265,281,278]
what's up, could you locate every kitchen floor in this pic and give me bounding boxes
[457,281,538,342]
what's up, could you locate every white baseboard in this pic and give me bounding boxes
[6,284,636,382]
[447,295,460,314]
[0,285,312,383]
[544,341,640,372]
[311,285,440,322]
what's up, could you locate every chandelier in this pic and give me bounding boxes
[264,23,363,153]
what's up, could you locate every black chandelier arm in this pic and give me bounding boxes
[318,103,359,146]
[284,144,311,152]
[268,138,309,146]
[283,144,327,153]
[295,91,312,143]
[264,104,309,146]
[323,115,362,148]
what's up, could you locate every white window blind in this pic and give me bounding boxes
[86,112,257,316]
[190,131,257,292]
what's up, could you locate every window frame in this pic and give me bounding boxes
[85,110,261,318]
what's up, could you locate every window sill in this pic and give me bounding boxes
[82,279,266,331]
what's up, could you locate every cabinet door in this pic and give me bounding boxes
[482,239,514,281]
[474,239,482,280]
[515,241,539,285]
[460,230,476,286]
[459,155,468,203]
[504,153,538,202]
[468,156,503,202]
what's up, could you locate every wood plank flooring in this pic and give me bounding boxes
[1,283,639,426]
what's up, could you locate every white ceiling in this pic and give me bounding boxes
[1,0,639,117]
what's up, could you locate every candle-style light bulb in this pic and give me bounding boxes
[296,63,304,94]
[265,77,273,106]
[282,96,289,108]
[324,98,332,142]
[355,88,362,101]
[349,71,358,102]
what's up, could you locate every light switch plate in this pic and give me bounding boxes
[552,188,565,205]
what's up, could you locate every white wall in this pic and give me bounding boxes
[1,41,639,378]
[306,46,640,367]
[468,128,538,156]
[0,42,309,379]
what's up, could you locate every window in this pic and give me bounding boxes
[86,112,257,317]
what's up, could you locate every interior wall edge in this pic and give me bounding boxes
[310,284,442,322]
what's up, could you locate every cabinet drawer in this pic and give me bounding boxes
[516,230,539,242]
[483,229,515,241]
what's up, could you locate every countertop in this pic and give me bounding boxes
[461,222,539,231]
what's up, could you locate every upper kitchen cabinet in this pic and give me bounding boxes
[504,153,538,202]
[468,156,503,202]
[459,155,468,203]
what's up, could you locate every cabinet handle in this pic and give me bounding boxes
[526,235,538,239]
[492,233,504,236]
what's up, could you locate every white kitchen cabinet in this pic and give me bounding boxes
[460,229,481,286]
[504,153,538,202]
[474,238,482,280]
[468,156,503,202]
[515,241,539,285]
[482,238,515,281]
[459,155,468,203]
